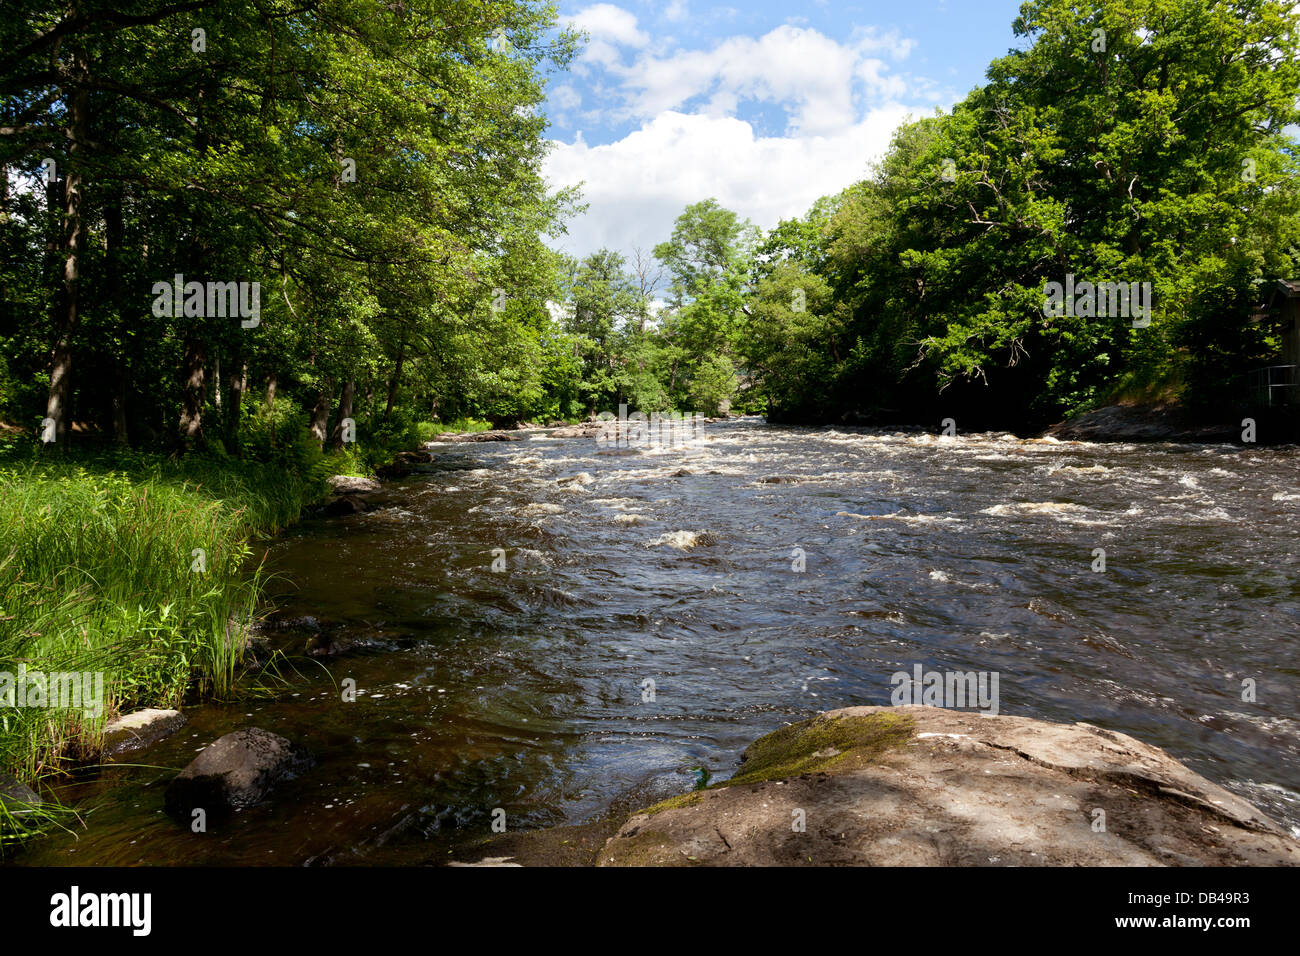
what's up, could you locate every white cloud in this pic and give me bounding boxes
[549,83,583,111]
[665,0,688,23]
[544,16,936,260]
[598,24,918,136]
[544,108,913,259]
[564,4,649,67]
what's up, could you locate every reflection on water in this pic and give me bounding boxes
[16,419,1300,864]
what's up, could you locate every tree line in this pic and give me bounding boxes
[3,0,1298,458]
[1,0,578,456]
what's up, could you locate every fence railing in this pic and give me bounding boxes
[1247,365,1299,406]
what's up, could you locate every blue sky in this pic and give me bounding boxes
[541,0,1029,260]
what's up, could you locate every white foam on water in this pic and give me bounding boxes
[647,530,711,550]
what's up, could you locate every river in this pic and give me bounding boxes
[15,418,1300,864]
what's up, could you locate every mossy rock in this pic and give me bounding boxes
[644,789,709,815]
[732,710,914,783]
[645,711,914,814]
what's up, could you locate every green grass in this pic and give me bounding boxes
[0,401,434,848]
[0,791,82,855]
[0,455,318,793]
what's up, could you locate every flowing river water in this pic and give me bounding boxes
[16,418,1300,864]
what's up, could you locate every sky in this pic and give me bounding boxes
[540,0,1029,261]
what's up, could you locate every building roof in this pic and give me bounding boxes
[1264,279,1300,308]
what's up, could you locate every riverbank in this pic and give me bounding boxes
[0,432,433,849]
[0,455,311,832]
[458,707,1300,866]
[1046,403,1300,444]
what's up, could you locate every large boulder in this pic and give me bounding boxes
[599,706,1300,866]
[1045,404,1237,443]
[102,708,187,758]
[164,728,311,820]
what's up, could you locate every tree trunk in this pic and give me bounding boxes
[384,340,405,422]
[310,385,332,447]
[212,355,223,416]
[43,57,89,452]
[111,364,129,445]
[228,361,246,456]
[265,371,277,446]
[178,83,213,450]
[329,380,355,449]
[104,196,130,444]
[178,334,208,448]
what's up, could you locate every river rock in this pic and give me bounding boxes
[433,429,524,442]
[375,452,436,479]
[164,728,312,819]
[0,772,42,812]
[103,708,187,757]
[548,423,601,438]
[447,856,523,867]
[1046,404,1238,443]
[326,475,381,494]
[599,706,1300,866]
[321,494,374,517]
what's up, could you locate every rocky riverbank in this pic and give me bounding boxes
[462,707,1300,867]
[1045,402,1299,444]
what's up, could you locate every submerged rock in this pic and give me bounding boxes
[599,706,1300,866]
[306,627,413,658]
[164,728,311,820]
[320,494,374,517]
[0,772,42,812]
[102,709,187,758]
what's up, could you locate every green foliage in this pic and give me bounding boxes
[0,454,314,781]
[736,0,1300,426]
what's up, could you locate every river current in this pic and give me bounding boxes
[17,419,1300,864]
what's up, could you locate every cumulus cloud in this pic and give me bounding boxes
[610,24,916,135]
[544,10,938,259]
[544,108,913,259]
[564,4,650,67]
[548,83,583,111]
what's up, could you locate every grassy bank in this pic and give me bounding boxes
[0,406,457,848]
[0,455,317,784]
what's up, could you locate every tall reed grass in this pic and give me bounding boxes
[0,455,318,787]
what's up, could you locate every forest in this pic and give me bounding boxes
[3,0,1298,457]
